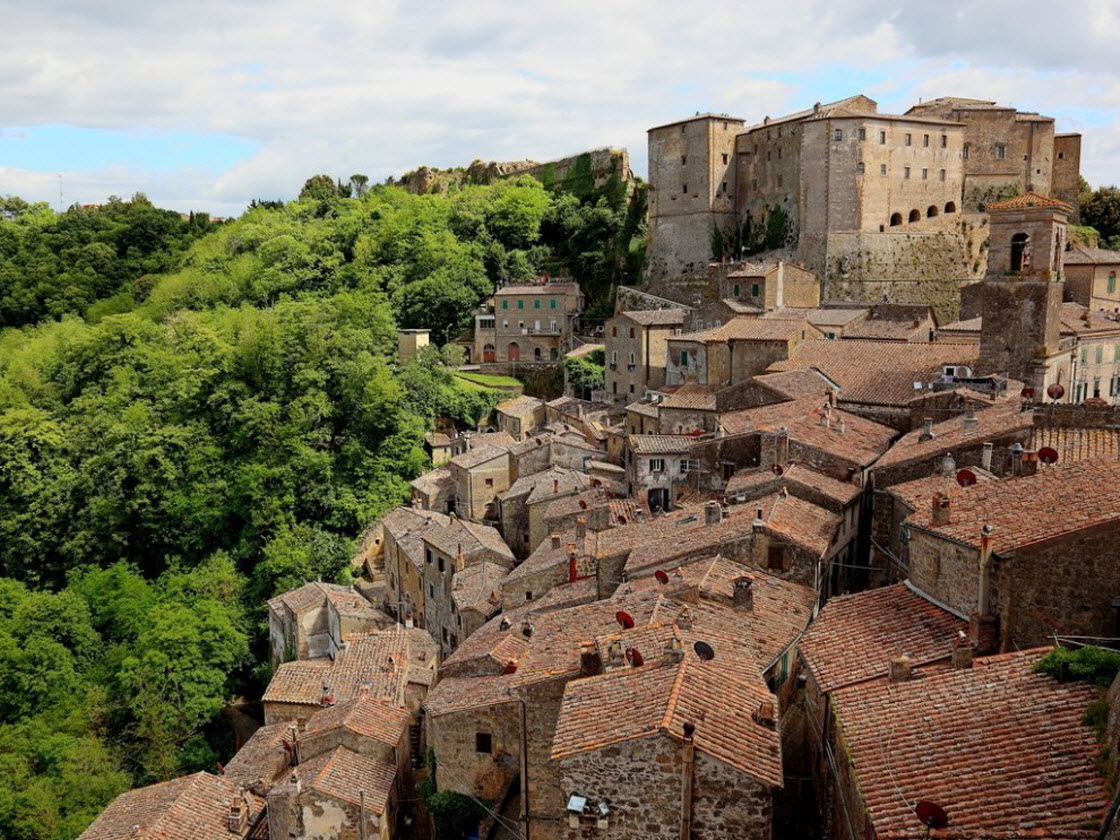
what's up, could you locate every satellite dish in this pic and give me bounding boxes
[956,469,977,488]
[771,464,784,476]
[1046,382,1065,400]
[655,569,670,585]
[1038,446,1059,464]
[502,661,518,675]
[1021,386,1035,399]
[627,648,644,667]
[914,800,949,830]
[693,641,715,661]
[615,610,635,630]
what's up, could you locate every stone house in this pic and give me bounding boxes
[603,308,687,403]
[420,518,514,656]
[472,280,584,365]
[497,466,591,558]
[720,260,820,309]
[666,316,820,388]
[1065,243,1120,312]
[887,458,1120,651]
[624,398,660,434]
[397,328,429,364]
[262,626,438,725]
[409,466,455,514]
[839,303,936,343]
[423,432,454,466]
[495,395,546,441]
[624,434,695,511]
[267,581,392,668]
[542,491,646,540]
[77,772,265,840]
[451,561,507,641]
[449,443,511,521]
[380,506,451,627]
[1064,304,1120,403]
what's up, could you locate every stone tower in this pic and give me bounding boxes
[978,192,1073,398]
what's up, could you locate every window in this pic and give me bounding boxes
[438,556,445,572]
[722,153,728,164]
[1109,272,1117,294]
[426,549,433,564]
[777,175,783,187]
[879,130,886,144]
[1010,232,1030,272]
[501,300,508,309]
[680,125,685,134]
[767,151,771,161]
[880,163,887,176]
[681,155,687,165]
[534,299,540,308]
[923,134,930,147]
[678,459,689,474]
[722,181,727,193]
[680,350,689,365]
[904,166,911,179]
[485,477,494,487]
[629,326,635,338]
[1094,378,1102,399]
[475,732,492,754]
[517,299,524,309]
[940,169,946,181]
[1097,345,1104,364]
[428,583,435,599]
[922,168,928,180]
[1115,344,1120,362]
[629,352,636,365]
[1081,346,1088,364]
[629,383,635,393]
[858,128,866,140]
[834,129,843,141]
[941,134,947,148]
[733,283,741,297]
[550,299,557,308]
[751,283,760,296]
[996,144,1006,159]
[682,183,688,194]
[857,162,865,174]
[962,144,969,160]
[767,545,784,570]
[777,126,782,137]
[905,133,912,146]
[550,320,557,332]
[649,458,665,472]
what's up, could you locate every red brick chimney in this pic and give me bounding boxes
[931,492,951,526]
[551,533,561,550]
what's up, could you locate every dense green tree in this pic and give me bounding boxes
[1082,185,1120,249]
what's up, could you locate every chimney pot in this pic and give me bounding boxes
[732,576,754,610]
[888,655,912,683]
[939,453,956,476]
[918,417,935,442]
[931,493,951,526]
[705,501,721,525]
[753,700,777,728]
[551,533,562,549]
[576,516,587,539]
[981,441,994,471]
[579,641,603,677]
[951,633,973,669]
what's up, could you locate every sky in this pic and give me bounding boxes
[1,0,1119,218]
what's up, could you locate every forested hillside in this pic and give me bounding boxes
[0,171,646,839]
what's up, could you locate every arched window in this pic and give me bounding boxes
[550,347,558,361]
[533,346,542,361]
[508,342,520,362]
[908,209,921,223]
[926,205,939,218]
[944,201,956,214]
[1010,232,1031,272]
[890,212,903,227]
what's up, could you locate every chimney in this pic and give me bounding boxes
[732,576,754,610]
[1020,450,1039,477]
[320,684,334,707]
[962,411,979,433]
[551,533,562,550]
[607,640,626,669]
[888,655,912,683]
[776,425,790,464]
[752,507,766,532]
[676,607,693,630]
[951,633,973,670]
[665,635,684,664]
[569,549,578,584]
[970,524,1000,654]
[579,641,602,677]
[981,441,993,472]
[931,493,951,526]
[918,418,935,442]
[836,417,845,434]
[521,620,534,639]
[939,453,956,477]
[228,796,248,834]
[576,516,587,540]
[753,700,777,729]
[705,500,721,525]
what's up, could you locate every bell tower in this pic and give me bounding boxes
[978,192,1073,398]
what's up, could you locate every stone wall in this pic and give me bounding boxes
[691,752,772,839]
[428,702,520,801]
[396,148,631,196]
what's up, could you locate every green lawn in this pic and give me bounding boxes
[454,371,524,392]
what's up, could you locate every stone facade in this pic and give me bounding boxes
[603,310,687,403]
[472,281,584,365]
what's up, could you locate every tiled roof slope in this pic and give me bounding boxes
[222,722,290,790]
[268,581,368,616]
[293,746,398,812]
[619,308,688,326]
[798,583,966,693]
[986,191,1074,212]
[303,693,411,747]
[749,369,837,400]
[78,772,263,840]
[768,341,979,407]
[873,400,1031,469]
[1031,425,1120,463]
[833,648,1106,839]
[551,655,782,786]
[891,458,1120,555]
[1064,243,1120,265]
[452,561,506,616]
[628,434,696,454]
[497,395,544,418]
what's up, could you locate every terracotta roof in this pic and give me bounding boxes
[986,191,1074,213]
[768,340,980,406]
[381,506,452,571]
[798,583,966,693]
[543,488,610,522]
[263,626,437,708]
[764,307,868,328]
[410,467,455,497]
[873,401,1032,470]
[720,395,897,467]
[551,655,782,786]
[842,319,927,341]
[937,315,983,333]
[452,561,506,616]
[743,93,876,131]
[661,383,719,411]
[450,442,510,470]
[425,432,452,447]
[1060,303,1120,336]
[618,308,689,327]
[494,282,580,296]
[892,459,1120,555]
[750,369,838,400]
[223,723,291,791]
[497,395,544,418]
[525,470,591,506]
[268,582,380,619]
[628,434,696,454]
[832,648,1106,839]
[293,746,397,812]
[422,519,514,565]
[725,469,782,498]
[1064,243,1120,265]
[673,317,806,344]
[608,497,647,525]
[77,772,264,840]
[423,673,519,716]
[626,400,660,418]
[721,298,764,314]
[303,693,411,747]
[1030,425,1120,463]
[758,492,841,558]
[528,575,600,610]
[782,463,862,505]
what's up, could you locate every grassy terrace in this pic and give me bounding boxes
[454,371,524,392]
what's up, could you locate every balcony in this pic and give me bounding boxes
[520,326,562,336]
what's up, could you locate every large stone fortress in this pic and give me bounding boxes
[647,95,1082,301]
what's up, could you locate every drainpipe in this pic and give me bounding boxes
[978,524,994,615]
[680,722,696,840]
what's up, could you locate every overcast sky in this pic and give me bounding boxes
[1,0,1118,217]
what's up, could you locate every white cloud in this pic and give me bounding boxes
[0,0,1116,215]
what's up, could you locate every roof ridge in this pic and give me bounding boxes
[659,658,691,734]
